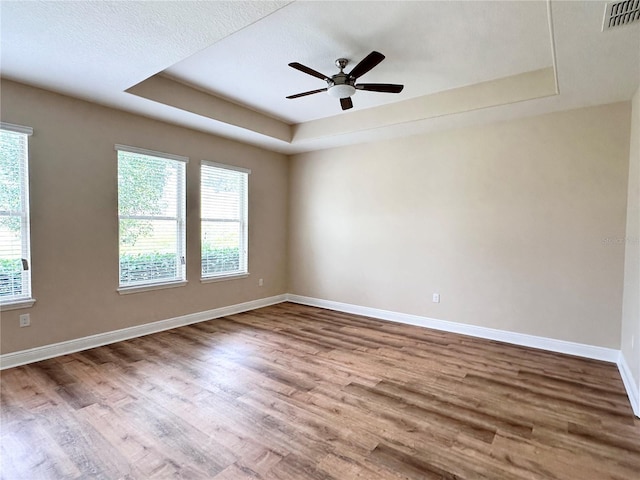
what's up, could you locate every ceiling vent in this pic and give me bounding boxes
[603,0,640,30]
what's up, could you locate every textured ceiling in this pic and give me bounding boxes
[0,1,289,94]
[0,1,638,154]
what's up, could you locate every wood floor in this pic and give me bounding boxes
[1,303,639,479]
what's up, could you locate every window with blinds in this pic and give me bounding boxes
[117,145,187,289]
[0,123,33,305]
[201,161,249,279]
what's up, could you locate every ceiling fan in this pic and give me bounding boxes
[286,51,404,111]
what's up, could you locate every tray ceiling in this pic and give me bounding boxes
[1,1,638,154]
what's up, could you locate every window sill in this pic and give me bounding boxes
[117,280,188,295]
[201,273,249,284]
[0,298,36,311]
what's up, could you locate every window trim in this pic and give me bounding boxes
[0,298,36,311]
[116,145,188,290]
[117,280,188,295]
[0,122,33,136]
[0,122,35,308]
[114,144,189,164]
[200,273,249,284]
[202,161,250,175]
[200,160,250,281]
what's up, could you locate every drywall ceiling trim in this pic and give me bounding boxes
[292,67,558,144]
[126,75,292,143]
[126,67,556,148]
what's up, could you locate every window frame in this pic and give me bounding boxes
[115,144,188,294]
[0,122,35,311]
[200,160,250,282]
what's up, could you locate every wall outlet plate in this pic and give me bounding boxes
[432,293,440,303]
[19,314,30,327]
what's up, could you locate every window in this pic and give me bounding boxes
[201,161,249,280]
[117,145,187,291]
[0,123,34,308]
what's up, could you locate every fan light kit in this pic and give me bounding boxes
[287,51,404,111]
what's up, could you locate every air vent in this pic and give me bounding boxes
[603,0,640,30]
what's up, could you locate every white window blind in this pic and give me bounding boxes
[117,145,187,288]
[201,161,249,279]
[0,123,33,305]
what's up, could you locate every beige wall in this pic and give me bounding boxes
[0,80,289,354]
[289,103,631,348]
[621,85,640,392]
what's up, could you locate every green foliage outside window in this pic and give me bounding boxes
[0,259,22,297]
[0,131,23,232]
[118,246,240,284]
[0,130,27,299]
[118,152,170,247]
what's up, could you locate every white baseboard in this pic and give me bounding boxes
[285,294,620,362]
[0,294,287,370]
[617,352,640,417]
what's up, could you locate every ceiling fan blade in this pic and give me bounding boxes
[356,83,404,93]
[288,62,330,81]
[348,51,385,79]
[340,97,353,110]
[286,88,328,99]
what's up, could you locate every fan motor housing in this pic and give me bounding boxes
[327,73,356,98]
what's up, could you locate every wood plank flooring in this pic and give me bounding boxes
[1,302,639,479]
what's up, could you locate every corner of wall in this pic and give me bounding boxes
[619,83,640,418]
[285,153,294,294]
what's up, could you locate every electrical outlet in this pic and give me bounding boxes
[258,278,264,287]
[19,314,30,327]
[432,293,440,303]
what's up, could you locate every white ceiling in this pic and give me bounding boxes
[1,1,638,154]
